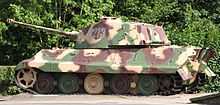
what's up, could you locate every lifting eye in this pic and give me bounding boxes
[102,18,107,20]
[112,17,117,20]
[141,40,146,44]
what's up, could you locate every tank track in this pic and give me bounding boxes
[15,69,205,96]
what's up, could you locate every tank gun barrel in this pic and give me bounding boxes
[7,19,79,38]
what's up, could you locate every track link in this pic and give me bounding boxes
[15,70,203,96]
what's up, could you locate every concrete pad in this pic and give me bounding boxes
[0,95,12,101]
[0,93,213,105]
[0,96,5,101]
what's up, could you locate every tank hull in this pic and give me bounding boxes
[14,45,215,95]
[15,45,203,74]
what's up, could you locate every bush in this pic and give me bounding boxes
[0,66,21,95]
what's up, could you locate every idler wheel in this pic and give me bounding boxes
[110,75,130,94]
[58,74,79,94]
[84,73,104,94]
[34,73,55,94]
[16,68,37,88]
[138,75,159,95]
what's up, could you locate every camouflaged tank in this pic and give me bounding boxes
[8,17,216,95]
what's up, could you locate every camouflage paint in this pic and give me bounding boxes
[76,17,171,48]
[11,17,215,83]
[15,45,214,81]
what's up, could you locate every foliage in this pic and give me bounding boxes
[0,66,21,95]
[0,0,220,93]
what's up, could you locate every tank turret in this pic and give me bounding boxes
[7,17,171,48]
[76,17,171,48]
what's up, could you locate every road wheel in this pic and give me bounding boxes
[16,68,37,88]
[159,76,172,91]
[58,74,79,94]
[84,73,104,94]
[34,73,55,94]
[138,75,159,95]
[130,75,139,95]
[110,75,130,94]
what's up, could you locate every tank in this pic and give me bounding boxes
[7,17,216,95]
